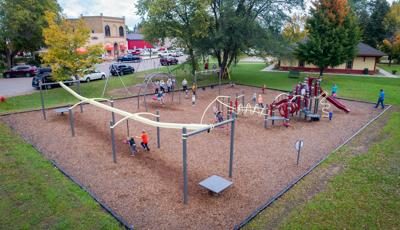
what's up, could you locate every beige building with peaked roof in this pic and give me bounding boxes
[68,14,127,58]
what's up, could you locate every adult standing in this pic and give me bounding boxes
[375,89,385,109]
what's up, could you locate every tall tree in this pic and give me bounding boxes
[296,0,361,76]
[363,0,390,48]
[136,0,211,74]
[383,1,400,37]
[380,33,400,65]
[41,12,103,81]
[282,14,308,43]
[0,0,60,68]
[205,0,303,78]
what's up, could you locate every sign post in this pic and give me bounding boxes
[295,140,304,165]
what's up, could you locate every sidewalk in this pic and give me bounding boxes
[377,67,399,78]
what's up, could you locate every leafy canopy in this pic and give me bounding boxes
[41,12,103,81]
[295,0,361,76]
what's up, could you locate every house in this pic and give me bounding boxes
[68,14,127,58]
[127,33,154,50]
[279,43,385,74]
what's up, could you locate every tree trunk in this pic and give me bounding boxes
[6,49,14,68]
[388,56,392,66]
[319,67,324,77]
[188,48,197,77]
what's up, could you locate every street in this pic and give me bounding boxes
[0,56,187,97]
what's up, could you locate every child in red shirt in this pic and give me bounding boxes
[136,130,150,151]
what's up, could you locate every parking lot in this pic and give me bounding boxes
[0,56,187,97]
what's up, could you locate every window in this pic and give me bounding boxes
[105,25,111,37]
[346,60,353,69]
[119,26,124,37]
[298,60,305,67]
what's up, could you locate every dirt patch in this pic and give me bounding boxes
[1,85,382,229]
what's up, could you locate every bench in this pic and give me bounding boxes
[54,107,70,115]
[288,70,300,78]
[199,175,233,195]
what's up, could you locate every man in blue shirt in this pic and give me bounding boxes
[375,89,385,109]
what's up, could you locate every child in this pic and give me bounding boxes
[192,83,197,95]
[136,130,150,151]
[157,90,164,104]
[216,111,224,123]
[167,78,172,92]
[257,94,264,108]
[192,94,196,106]
[126,137,137,156]
[252,93,257,105]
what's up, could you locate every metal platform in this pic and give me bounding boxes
[199,175,233,195]
[266,116,289,121]
[306,113,321,121]
[54,107,69,115]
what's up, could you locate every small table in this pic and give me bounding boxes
[54,107,70,115]
[199,175,233,195]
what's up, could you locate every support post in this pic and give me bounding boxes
[296,148,301,165]
[156,110,160,148]
[241,90,245,106]
[39,81,46,120]
[110,121,116,163]
[227,97,231,120]
[264,114,268,129]
[182,127,188,204]
[110,98,115,124]
[229,113,236,178]
[68,108,75,137]
[126,120,130,136]
[178,89,181,104]
[77,80,83,113]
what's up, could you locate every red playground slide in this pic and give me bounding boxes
[326,96,350,113]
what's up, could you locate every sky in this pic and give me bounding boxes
[58,0,141,29]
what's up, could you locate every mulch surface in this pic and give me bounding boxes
[1,85,381,229]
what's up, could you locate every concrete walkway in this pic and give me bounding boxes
[377,67,399,78]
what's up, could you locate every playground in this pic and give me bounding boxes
[1,84,382,229]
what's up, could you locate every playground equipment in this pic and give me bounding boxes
[137,72,177,111]
[202,77,350,128]
[56,81,237,205]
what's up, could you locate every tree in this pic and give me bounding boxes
[295,0,361,76]
[205,0,303,78]
[380,33,400,65]
[0,0,60,68]
[136,0,211,74]
[282,14,308,43]
[384,1,400,37]
[363,0,390,48]
[41,12,103,81]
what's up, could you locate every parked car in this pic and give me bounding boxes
[3,65,37,78]
[158,51,173,57]
[109,64,135,76]
[117,54,142,63]
[32,67,73,89]
[129,50,141,55]
[160,56,179,66]
[78,69,106,82]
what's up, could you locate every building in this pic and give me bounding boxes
[68,14,127,57]
[279,43,385,74]
[127,33,154,50]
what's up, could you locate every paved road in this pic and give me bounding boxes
[96,56,188,76]
[0,56,188,97]
[0,77,35,97]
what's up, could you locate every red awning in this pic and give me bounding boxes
[105,44,113,51]
[76,47,87,54]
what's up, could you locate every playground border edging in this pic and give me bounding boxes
[233,104,393,229]
[3,123,134,230]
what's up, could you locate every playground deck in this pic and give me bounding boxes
[1,85,382,229]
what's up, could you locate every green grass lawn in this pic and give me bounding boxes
[377,63,400,74]
[230,63,400,105]
[0,122,123,229]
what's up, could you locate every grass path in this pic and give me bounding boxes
[0,122,123,229]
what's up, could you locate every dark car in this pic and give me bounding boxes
[109,64,135,76]
[3,65,37,78]
[160,56,178,66]
[117,54,142,63]
[32,68,73,89]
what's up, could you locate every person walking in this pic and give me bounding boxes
[375,89,385,109]
[257,94,264,108]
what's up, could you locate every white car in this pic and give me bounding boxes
[79,69,106,82]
